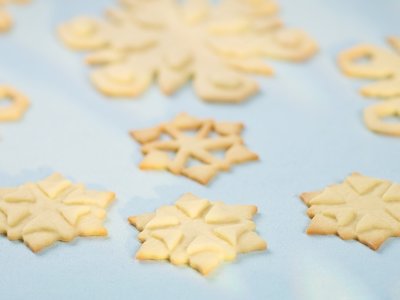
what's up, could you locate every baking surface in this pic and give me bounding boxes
[1,0,400,299]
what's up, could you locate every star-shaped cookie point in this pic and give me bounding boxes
[129,193,267,275]
[339,36,400,99]
[0,173,115,252]
[58,0,317,103]
[130,113,259,184]
[0,0,31,33]
[300,173,400,251]
[0,85,30,121]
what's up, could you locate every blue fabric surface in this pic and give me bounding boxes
[0,0,399,299]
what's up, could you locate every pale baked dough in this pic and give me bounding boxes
[129,193,267,275]
[0,173,115,252]
[0,0,30,33]
[58,0,317,103]
[388,36,400,53]
[0,85,29,121]
[364,98,400,136]
[338,37,400,136]
[0,8,12,32]
[338,38,400,99]
[130,113,259,185]
[300,173,400,250]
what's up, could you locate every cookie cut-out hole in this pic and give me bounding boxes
[165,150,176,159]
[181,129,198,137]
[211,149,226,159]
[353,54,373,64]
[382,115,400,124]
[207,131,221,139]
[186,157,204,168]
[159,133,173,141]
[0,97,12,107]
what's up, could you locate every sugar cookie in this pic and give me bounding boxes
[0,9,12,32]
[300,173,400,250]
[130,113,259,185]
[0,173,115,252]
[0,85,29,121]
[59,0,317,103]
[364,98,400,136]
[0,0,31,33]
[129,193,267,275]
[338,38,400,99]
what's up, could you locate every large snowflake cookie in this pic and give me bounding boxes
[129,193,267,275]
[0,0,31,33]
[0,85,29,121]
[130,113,259,185]
[300,173,400,251]
[338,37,400,99]
[58,0,317,103]
[0,173,115,252]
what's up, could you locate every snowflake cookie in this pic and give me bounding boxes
[300,173,400,250]
[129,193,267,275]
[0,0,31,33]
[338,37,400,99]
[130,113,259,185]
[58,0,317,103]
[0,85,29,121]
[0,173,115,252]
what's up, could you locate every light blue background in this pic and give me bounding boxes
[0,0,400,299]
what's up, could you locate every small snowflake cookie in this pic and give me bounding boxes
[130,113,259,185]
[300,173,400,250]
[0,173,115,252]
[338,36,400,99]
[0,0,31,33]
[58,0,317,103]
[0,85,29,121]
[129,193,267,275]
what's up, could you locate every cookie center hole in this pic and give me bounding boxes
[354,55,372,64]
[0,97,12,108]
[382,115,400,123]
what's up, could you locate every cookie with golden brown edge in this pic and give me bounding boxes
[0,173,115,252]
[130,113,259,185]
[129,193,267,275]
[300,173,400,250]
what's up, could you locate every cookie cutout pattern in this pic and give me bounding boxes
[364,98,400,136]
[339,37,400,99]
[0,85,29,121]
[0,0,31,33]
[58,0,317,103]
[0,173,115,252]
[129,193,267,275]
[338,37,400,136]
[130,113,259,185]
[300,173,400,250]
